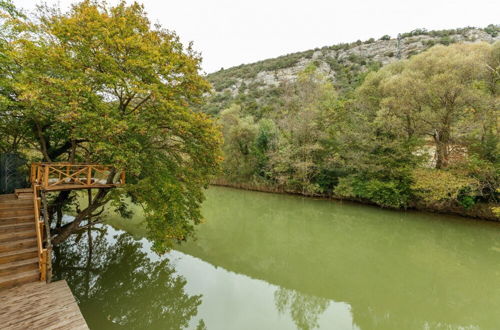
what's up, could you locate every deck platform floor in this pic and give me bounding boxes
[0,280,88,329]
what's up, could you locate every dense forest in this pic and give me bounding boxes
[204,31,500,219]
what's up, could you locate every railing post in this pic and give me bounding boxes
[30,164,35,184]
[35,164,39,184]
[87,166,92,185]
[43,165,49,188]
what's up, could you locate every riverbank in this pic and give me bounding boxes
[211,179,500,221]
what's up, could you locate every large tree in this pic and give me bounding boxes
[267,65,338,195]
[0,1,222,251]
[357,42,498,169]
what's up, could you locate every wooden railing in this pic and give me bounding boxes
[30,162,125,281]
[32,185,49,281]
[31,163,125,191]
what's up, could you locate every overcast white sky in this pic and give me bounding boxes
[13,0,500,73]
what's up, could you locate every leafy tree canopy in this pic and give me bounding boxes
[0,0,222,251]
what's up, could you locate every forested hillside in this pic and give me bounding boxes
[203,25,500,219]
[202,25,500,115]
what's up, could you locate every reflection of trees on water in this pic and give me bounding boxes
[274,287,330,330]
[53,226,203,330]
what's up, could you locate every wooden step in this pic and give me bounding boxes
[17,194,33,201]
[0,201,33,209]
[14,188,32,195]
[0,257,38,276]
[15,189,33,201]
[0,197,32,204]
[0,199,34,209]
[0,268,39,290]
[0,215,34,226]
[0,208,34,217]
[0,238,37,253]
[0,222,34,233]
[0,247,38,264]
[0,229,36,243]
[0,194,16,201]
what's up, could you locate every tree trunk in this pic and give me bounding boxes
[51,188,109,245]
[434,129,450,169]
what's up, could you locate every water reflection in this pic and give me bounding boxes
[53,227,204,330]
[274,288,330,330]
[55,186,500,329]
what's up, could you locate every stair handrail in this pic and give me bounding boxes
[40,189,52,283]
[32,185,48,281]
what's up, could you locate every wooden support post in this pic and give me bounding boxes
[40,250,47,282]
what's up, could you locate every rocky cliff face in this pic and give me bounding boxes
[204,26,499,112]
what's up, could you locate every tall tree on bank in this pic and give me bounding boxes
[268,65,337,195]
[1,1,222,251]
[357,42,498,169]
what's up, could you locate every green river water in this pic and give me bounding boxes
[53,186,500,330]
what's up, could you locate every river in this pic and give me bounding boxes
[53,186,500,330]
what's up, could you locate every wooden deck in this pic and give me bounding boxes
[0,280,88,329]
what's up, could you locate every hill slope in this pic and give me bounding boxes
[202,25,500,115]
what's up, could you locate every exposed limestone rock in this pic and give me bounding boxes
[205,26,500,112]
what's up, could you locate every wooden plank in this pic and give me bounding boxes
[0,280,88,330]
[43,184,119,191]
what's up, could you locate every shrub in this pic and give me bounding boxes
[423,40,436,47]
[438,36,455,45]
[380,35,391,41]
[484,24,500,37]
[335,175,412,208]
[411,168,480,209]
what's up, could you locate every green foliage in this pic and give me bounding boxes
[0,0,222,251]
[399,27,474,39]
[484,24,500,37]
[379,35,391,41]
[336,176,412,208]
[423,40,436,47]
[359,42,496,169]
[218,104,259,181]
[411,169,479,208]
[212,41,499,216]
[438,36,455,45]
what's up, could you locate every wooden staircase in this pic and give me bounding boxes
[0,163,125,291]
[0,189,40,290]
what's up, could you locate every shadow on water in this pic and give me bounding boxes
[55,186,500,330]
